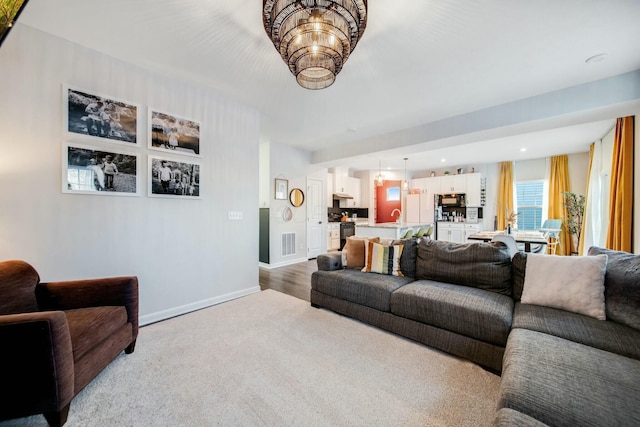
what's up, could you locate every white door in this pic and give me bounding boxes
[307,178,324,259]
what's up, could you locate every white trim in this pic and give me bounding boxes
[259,257,308,270]
[139,286,261,326]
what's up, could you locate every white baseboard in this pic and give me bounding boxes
[259,257,309,270]
[139,286,261,326]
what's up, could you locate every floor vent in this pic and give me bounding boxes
[281,232,296,256]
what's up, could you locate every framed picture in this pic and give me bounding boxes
[148,109,201,157]
[275,178,288,200]
[64,84,139,145]
[62,143,140,196]
[148,156,200,198]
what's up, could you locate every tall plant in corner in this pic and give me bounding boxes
[562,191,585,254]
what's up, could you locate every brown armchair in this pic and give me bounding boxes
[0,260,138,427]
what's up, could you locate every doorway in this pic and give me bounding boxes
[307,178,323,259]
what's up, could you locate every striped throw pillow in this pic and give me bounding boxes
[362,241,404,276]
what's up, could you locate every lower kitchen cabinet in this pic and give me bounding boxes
[437,222,483,243]
[327,223,340,251]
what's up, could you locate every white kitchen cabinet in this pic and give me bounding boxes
[425,176,441,194]
[437,222,465,243]
[327,223,340,251]
[465,173,483,206]
[464,223,483,241]
[339,177,361,208]
[410,177,428,192]
[327,172,334,207]
[406,192,435,224]
[440,175,466,194]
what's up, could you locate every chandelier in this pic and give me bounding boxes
[262,0,368,90]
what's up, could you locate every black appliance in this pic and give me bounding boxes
[438,193,466,207]
[339,222,355,250]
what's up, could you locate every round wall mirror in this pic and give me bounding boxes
[289,188,305,207]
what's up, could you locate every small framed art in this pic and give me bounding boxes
[148,156,201,198]
[62,143,140,196]
[64,84,139,145]
[275,178,288,200]
[148,109,201,157]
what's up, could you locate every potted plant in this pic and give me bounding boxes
[506,210,519,234]
[562,191,585,255]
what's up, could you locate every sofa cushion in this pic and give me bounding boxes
[390,280,514,346]
[64,306,128,362]
[391,237,418,278]
[311,270,414,312]
[588,247,640,330]
[521,253,607,320]
[494,408,549,427]
[498,329,640,427]
[513,302,640,360]
[416,240,513,295]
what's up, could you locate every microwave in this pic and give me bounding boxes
[438,193,466,207]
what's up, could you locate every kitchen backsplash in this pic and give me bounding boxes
[328,206,368,221]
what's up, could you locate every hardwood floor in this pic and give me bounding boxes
[259,259,319,302]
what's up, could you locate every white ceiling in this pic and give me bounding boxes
[18,0,640,173]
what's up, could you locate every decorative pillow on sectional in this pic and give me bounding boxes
[588,247,640,329]
[416,239,513,295]
[521,253,607,320]
[391,237,418,278]
[362,241,404,276]
[342,237,380,270]
[511,251,528,301]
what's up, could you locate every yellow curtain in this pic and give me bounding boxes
[579,143,595,255]
[496,161,514,231]
[606,116,634,252]
[548,155,571,256]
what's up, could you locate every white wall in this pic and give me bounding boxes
[266,141,327,267]
[0,25,261,324]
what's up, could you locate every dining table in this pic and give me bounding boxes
[467,230,548,252]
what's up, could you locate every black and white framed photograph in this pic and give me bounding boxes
[62,143,140,196]
[149,109,201,157]
[148,156,200,198]
[64,84,139,145]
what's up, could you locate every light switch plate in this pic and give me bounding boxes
[228,211,243,220]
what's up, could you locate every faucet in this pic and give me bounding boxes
[391,209,402,224]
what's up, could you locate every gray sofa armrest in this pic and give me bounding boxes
[317,253,343,271]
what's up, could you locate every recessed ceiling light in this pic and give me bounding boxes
[585,53,607,64]
[520,148,527,152]
[441,159,446,162]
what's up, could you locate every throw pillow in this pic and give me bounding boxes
[521,253,607,320]
[362,241,404,276]
[342,236,380,270]
[391,237,418,278]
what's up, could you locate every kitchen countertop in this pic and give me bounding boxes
[356,222,430,228]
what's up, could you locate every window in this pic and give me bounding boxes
[515,180,544,230]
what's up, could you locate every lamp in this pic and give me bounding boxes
[375,160,384,187]
[262,1,368,90]
[402,158,409,191]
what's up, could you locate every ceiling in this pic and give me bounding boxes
[18,0,640,173]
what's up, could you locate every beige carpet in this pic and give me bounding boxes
[3,290,500,427]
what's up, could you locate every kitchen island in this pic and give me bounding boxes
[355,222,432,239]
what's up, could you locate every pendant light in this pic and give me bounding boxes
[375,160,384,187]
[402,158,409,191]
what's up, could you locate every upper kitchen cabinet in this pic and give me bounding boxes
[327,172,334,207]
[338,176,361,208]
[440,175,466,194]
[465,173,484,206]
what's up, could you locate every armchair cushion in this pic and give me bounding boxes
[65,306,128,362]
[0,260,40,315]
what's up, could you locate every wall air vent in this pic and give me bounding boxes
[281,232,296,257]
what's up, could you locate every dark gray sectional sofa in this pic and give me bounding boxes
[311,240,640,426]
